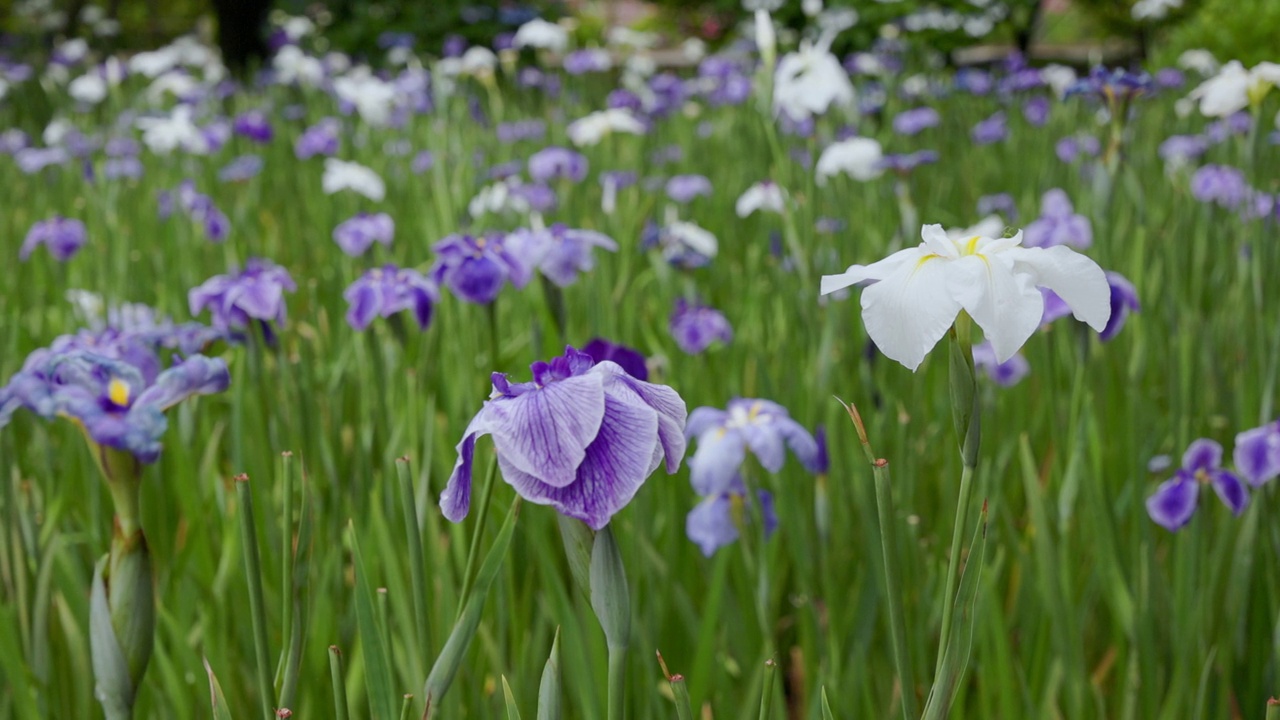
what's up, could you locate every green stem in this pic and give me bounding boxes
[934,464,976,680]
[455,456,499,620]
[277,452,296,705]
[873,458,918,720]
[397,457,431,665]
[329,646,351,720]
[236,476,276,720]
[758,659,776,720]
[607,644,627,720]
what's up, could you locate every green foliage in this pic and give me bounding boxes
[1158,0,1280,66]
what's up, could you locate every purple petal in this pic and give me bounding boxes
[1181,438,1222,473]
[686,494,738,556]
[1209,469,1248,515]
[685,407,728,438]
[688,429,746,497]
[440,411,494,522]
[1146,475,1198,531]
[1233,423,1280,486]
[596,362,687,473]
[487,373,606,488]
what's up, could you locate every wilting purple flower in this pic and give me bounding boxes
[973,341,1030,387]
[1190,164,1249,208]
[218,154,264,182]
[21,216,87,262]
[686,481,777,556]
[971,111,1008,145]
[232,110,274,143]
[430,232,533,305]
[665,174,713,203]
[1147,438,1248,531]
[440,346,687,530]
[505,224,618,287]
[582,338,648,381]
[0,349,229,463]
[527,146,587,183]
[670,299,732,354]
[333,212,395,257]
[563,48,612,75]
[892,107,940,135]
[1233,421,1280,487]
[189,258,297,337]
[685,398,820,499]
[1022,96,1051,126]
[295,118,340,159]
[977,193,1018,221]
[878,150,939,173]
[1099,272,1139,341]
[343,264,438,331]
[1024,189,1092,249]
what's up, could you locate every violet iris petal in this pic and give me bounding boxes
[669,299,733,354]
[1100,272,1139,341]
[430,232,534,305]
[21,216,87,262]
[343,264,439,331]
[1147,438,1249,531]
[582,338,648,381]
[333,212,395,257]
[506,224,618,288]
[686,485,777,557]
[685,398,819,498]
[1233,422,1280,486]
[189,257,297,333]
[528,146,587,183]
[1023,189,1092,249]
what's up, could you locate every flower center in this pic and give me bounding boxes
[107,378,131,408]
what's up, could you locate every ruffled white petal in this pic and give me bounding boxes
[859,253,962,371]
[1006,245,1111,332]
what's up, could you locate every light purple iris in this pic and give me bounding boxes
[665,174,713,203]
[232,110,274,143]
[1022,96,1050,126]
[295,118,340,159]
[1190,165,1248,208]
[104,157,144,180]
[971,111,1008,145]
[1023,189,1092,249]
[497,120,546,144]
[1154,68,1185,89]
[1146,439,1247,531]
[528,146,588,183]
[333,212,395,257]
[439,346,688,530]
[218,154,264,182]
[892,107,940,136]
[21,216,87,262]
[0,129,30,154]
[510,183,558,213]
[0,349,229,464]
[685,398,820,499]
[429,232,533,305]
[1158,135,1209,167]
[1233,421,1280,486]
[670,299,732,354]
[698,55,751,107]
[563,49,612,75]
[343,264,438,331]
[189,258,297,339]
[1055,136,1100,164]
[505,224,618,287]
[977,193,1017,221]
[686,480,777,556]
[412,150,435,174]
[581,337,648,381]
[878,150,939,173]
[955,68,994,95]
[973,341,1030,387]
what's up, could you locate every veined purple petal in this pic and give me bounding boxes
[1146,475,1198,531]
[440,410,497,522]
[1181,438,1222,473]
[1233,423,1280,486]
[595,362,687,473]
[487,373,606,488]
[1209,469,1248,515]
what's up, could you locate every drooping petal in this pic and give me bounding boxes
[596,362,688,472]
[688,429,747,497]
[1209,469,1248,515]
[500,391,660,529]
[686,494,738,557]
[131,355,230,410]
[777,417,821,471]
[818,247,920,296]
[947,254,1044,363]
[1181,438,1222,473]
[858,252,964,371]
[1145,475,1198,531]
[439,409,496,522]
[1006,245,1110,332]
[1233,423,1280,486]
[486,373,606,488]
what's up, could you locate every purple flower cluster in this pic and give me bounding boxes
[670,299,733,354]
[1145,423,1280,531]
[430,232,533,305]
[344,264,438,331]
[189,258,297,340]
[506,224,618,288]
[21,216,87,262]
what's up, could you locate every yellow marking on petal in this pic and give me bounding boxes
[964,235,981,255]
[108,378,130,407]
[914,253,941,271]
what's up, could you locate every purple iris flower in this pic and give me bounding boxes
[607,89,645,113]
[343,264,438,331]
[505,224,618,287]
[977,193,1017,221]
[412,150,435,174]
[892,107,940,136]
[104,156,144,180]
[1022,96,1050,126]
[0,129,30,154]
[189,258,297,338]
[509,183,558,213]
[1190,165,1249,208]
[669,299,732,354]
[699,56,751,106]
[1099,272,1139,341]
[878,150,939,173]
[442,34,468,58]
[955,68,994,95]
[21,216,87,262]
[581,337,648,381]
[218,154,264,182]
[333,212,395,257]
[1023,189,1092,249]
[686,480,777,556]
[1233,421,1280,486]
[429,232,533,305]
[0,349,229,464]
[647,73,688,118]
[971,111,1008,145]
[563,49,612,75]
[1146,439,1248,531]
[439,346,688,530]
[1055,135,1100,163]
[528,146,588,183]
[497,120,546,144]
[1158,135,1209,167]
[973,341,1030,387]
[1066,66,1153,103]
[105,137,140,157]
[232,110,274,143]
[167,180,229,242]
[16,147,70,174]
[665,174,713,203]
[295,118,340,159]
[1155,68,1185,89]
[685,398,820,499]
[487,159,524,180]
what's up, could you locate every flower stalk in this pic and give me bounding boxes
[590,525,630,720]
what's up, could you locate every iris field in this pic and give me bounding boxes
[2,13,1280,720]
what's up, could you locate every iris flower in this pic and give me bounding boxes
[343,264,438,331]
[333,212,395,257]
[430,232,533,305]
[21,216,87,262]
[1146,439,1247,531]
[189,258,297,339]
[1188,60,1280,117]
[685,398,820,498]
[669,299,733,354]
[820,223,1111,371]
[735,181,786,217]
[505,224,618,288]
[1234,421,1280,487]
[440,347,687,530]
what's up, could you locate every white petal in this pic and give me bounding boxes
[859,254,962,371]
[1006,245,1111,332]
[946,254,1044,363]
[819,247,920,295]
[920,224,959,258]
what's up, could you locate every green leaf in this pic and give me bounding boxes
[349,522,398,720]
[589,525,630,649]
[502,676,523,720]
[536,627,561,720]
[203,657,234,720]
[820,687,836,720]
[556,515,594,600]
